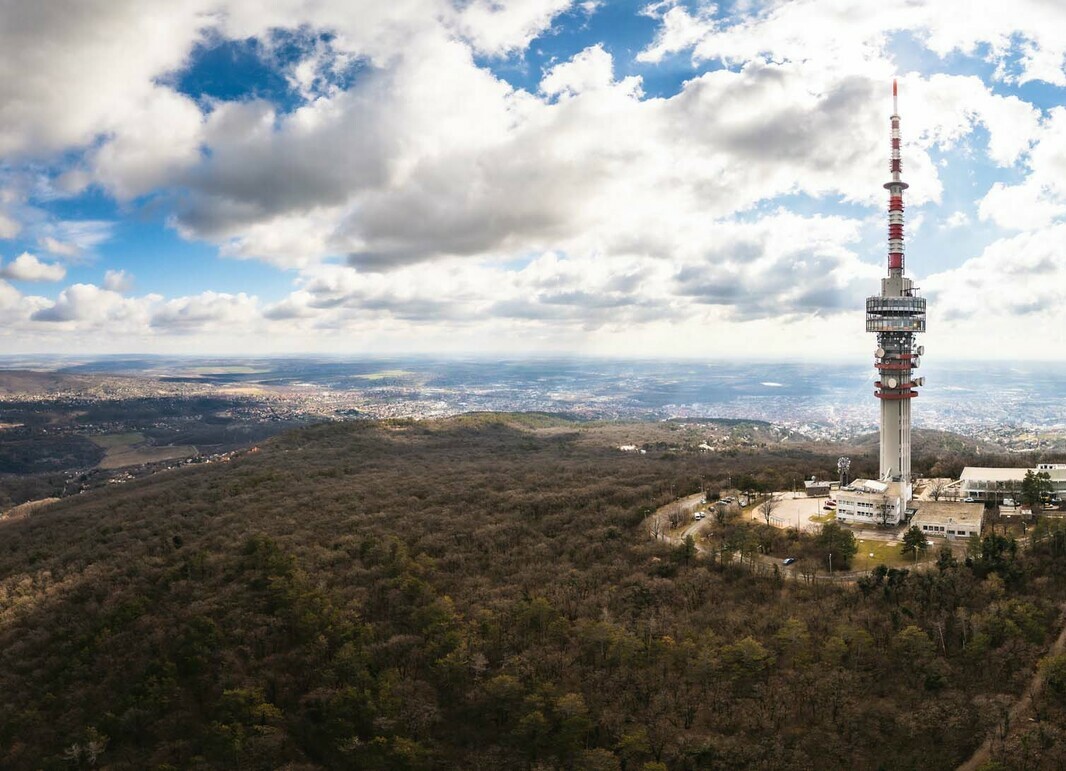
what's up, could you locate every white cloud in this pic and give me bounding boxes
[638,2,718,64]
[31,283,155,328]
[150,291,259,332]
[639,0,1066,87]
[0,211,20,239]
[923,225,1066,358]
[977,106,1066,230]
[541,44,640,97]
[38,221,114,260]
[0,1,212,157]
[455,0,574,57]
[103,269,134,293]
[90,88,204,200]
[0,252,66,282]
[943,211,970,229]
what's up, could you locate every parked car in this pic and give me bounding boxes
[693,512,703,521]
[782,557,796,566]
[964,497,975,503]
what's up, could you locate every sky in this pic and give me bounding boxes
[0,0,1064,360]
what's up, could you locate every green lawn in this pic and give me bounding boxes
[350,370,416,380]
[89,432,145,449]
[856,537,918,569]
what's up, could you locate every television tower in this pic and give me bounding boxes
[867,80,926,500]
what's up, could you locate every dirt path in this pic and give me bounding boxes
[957,603,1066,771]
[643,493,710,550]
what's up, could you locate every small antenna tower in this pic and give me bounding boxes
[837,456,851,487]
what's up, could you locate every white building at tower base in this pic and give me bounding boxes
[835,479,909,526]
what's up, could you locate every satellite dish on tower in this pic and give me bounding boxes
[875,347,886,358]
[886,377,898,388]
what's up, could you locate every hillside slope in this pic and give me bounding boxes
[1,417,1064,769]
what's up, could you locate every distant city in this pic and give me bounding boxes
[2,355,1064,452]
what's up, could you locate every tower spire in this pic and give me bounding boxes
[885,79,908,275]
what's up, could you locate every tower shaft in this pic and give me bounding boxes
[866,80,926,500]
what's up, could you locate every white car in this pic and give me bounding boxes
[693,512,704,521]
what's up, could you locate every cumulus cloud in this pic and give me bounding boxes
[541,44,641,97]
[639,0,1066,86]
[977,106,1066,230]
[150,291,259,332]
[31,283,154,328]
[924,226,1066,357]
[0,252,66,282]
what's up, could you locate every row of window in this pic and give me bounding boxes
[920,524,975,536]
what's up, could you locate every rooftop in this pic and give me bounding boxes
[961,466,1066,482]
[912,501,984,526]
[841,478,895,494]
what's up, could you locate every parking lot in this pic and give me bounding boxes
[747,491,829,532]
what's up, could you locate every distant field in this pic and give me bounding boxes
[350,369,415,380]
[91,432,196,469]
[97,445,197,469]
[90,432,145,449]
[188,366,267,375]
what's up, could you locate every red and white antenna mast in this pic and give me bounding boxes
[885,78,908,275]
[866,79,926,497]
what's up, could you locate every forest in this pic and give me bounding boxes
[1,414,1065,769]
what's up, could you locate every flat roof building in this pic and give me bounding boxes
[910,501,983,539]
[803,479,832,497]
[836,479,907,526]
[960,465,1066,501]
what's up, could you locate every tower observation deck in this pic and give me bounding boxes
[867,80,925,498]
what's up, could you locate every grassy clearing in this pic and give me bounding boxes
[187,366,267,375]
[98,445,197,470]
[809,510,837,524]
[91,431,197,469]
[350,369,416,380]
[856,537,917,569]
[90,432,145,449]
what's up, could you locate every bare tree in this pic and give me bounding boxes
[649,514,665,541]
[929,478,949,502]
[760,494,780,526]
[667,503,687,530]
[877,495,893,527]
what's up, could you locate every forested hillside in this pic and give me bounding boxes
[1,416,1065,769]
